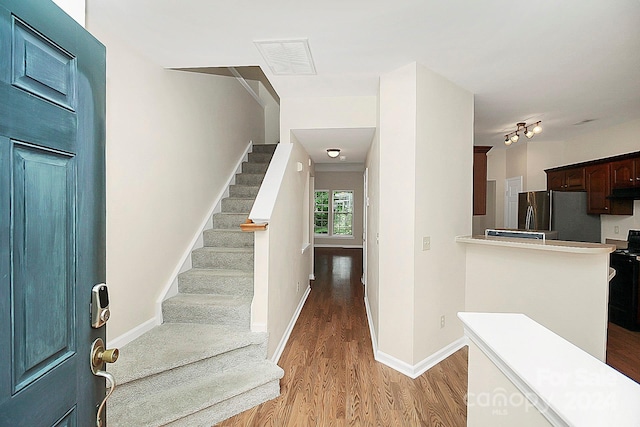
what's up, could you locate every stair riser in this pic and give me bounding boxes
[241,162,269,174]
[221,198,254,213]
[166,379,281,427]
[178,274,253,296]
[251,144,278,154]
[192,251,253,270]
[162,301,250,328]
[235,173,265,186]
[213,213,249,229]
[247,152,272,163]
[228,185,259,198]
[109,343,267,407]
[203,230,253,248]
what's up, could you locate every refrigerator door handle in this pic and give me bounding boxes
[525,205,534,230]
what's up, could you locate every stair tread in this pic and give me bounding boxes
[165,293,252,306]
[109,360,283,427]
[192,246,253,253]
[110,323,266,384]
[180,268,253,278]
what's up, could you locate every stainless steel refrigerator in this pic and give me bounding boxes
[518,191,601,242]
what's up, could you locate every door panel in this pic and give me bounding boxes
[0,1,105,426]
[12,142,76,393]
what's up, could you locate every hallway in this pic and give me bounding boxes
[217,248,468,426]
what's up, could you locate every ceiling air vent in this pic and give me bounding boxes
[254,39,316,75]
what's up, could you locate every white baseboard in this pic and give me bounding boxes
[364,294,378,352]
[271,285,311,364]
[364,295,468,379]
[154,141,253,322]
[107,317,158,349]
[314,244,363,249]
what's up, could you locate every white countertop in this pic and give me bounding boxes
[456,235,615,254]
[459,312,640,427]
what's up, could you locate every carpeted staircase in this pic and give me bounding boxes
[108,144,283,427]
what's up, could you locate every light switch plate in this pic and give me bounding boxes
[422,236,431,251]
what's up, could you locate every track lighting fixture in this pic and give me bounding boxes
[504,121,542,146]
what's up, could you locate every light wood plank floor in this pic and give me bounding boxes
[217,248,468,426]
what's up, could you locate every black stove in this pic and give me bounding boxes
[609,230,640,331]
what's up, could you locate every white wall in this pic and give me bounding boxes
[88,17,265,340]
[280,96,377,132]
[260,81,280,145]
[375,62,473,368]
[52,0,85,26]
[365,127,381,344]
[257,140,314,357]
[314,171,364,247]
[413,63,473,362]
[487,148,506,228]
[464,242,610,360]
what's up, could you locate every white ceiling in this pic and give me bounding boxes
[87,0,640,164]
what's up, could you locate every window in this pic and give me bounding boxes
[314,190,329,235]
[314,190,354,237]
[332,191,353,236]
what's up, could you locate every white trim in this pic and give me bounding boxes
[154,141,253,322]
[364,295,378,354]
[250,143,293,223]
[375,337,469,379]
[309,273,316,280]
[364,295,468,379]
[314,244,363,249]
[228,67,266,108]
[107,317,158,349]
[411,337,469,378]
[251,322,267,333]
[271,285,311,364]
[301,242,311,254]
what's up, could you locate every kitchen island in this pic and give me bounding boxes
[456,235,615,361]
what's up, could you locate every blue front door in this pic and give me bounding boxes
[0,1,106,426]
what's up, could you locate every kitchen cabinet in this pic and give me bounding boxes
[585,163,633,215]
[586,163,611,214]
[611,158,640,188]
[473,146,492,215]
[547,167,585,191]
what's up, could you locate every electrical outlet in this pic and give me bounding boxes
[614,226,620,234]
[440,315,445,328]
[422,236,431,251]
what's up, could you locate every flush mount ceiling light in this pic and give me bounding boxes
[254,39,317,75]
[504,121,542,146]
[326,148,341,158]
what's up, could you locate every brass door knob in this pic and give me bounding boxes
[91,338,119,373]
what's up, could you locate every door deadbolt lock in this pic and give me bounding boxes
[91,283,110,328]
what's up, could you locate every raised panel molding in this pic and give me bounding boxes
[11,141,76,392]
[11,16,77,110]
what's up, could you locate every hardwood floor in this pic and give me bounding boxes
[217,248,468,426]
[606,322,640,383]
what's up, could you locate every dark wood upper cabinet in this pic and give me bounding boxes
[565,167,586,190]
[546,151,638,215]
[547,169,566,191]
[473,146,492,216]
[611,158,640,189]
[547,167,585,191]
[585,163,611,214]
